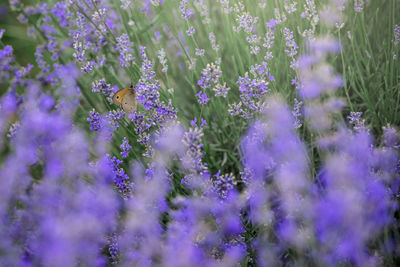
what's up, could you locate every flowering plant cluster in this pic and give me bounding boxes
[0,0,399,266]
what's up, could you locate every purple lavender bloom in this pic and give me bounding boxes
[157,48,168,72]
[0,45,13,59]
[347,111,366,132]
[0,81,119,266]
[186,26,195,36]
[283,27,299,58]
[0,45,14,82]
[87,109,102,132]
[230,63,272,118]
[292,98,303,129]
[92,79,113,95]
[394,25,400,46]
[213,82,230,98]
[213,172,236,199]
[315,130,393,266]
[120,137,132,158]
[190,117,197,127]
[179,1,193,19]
[354,0,364,12]
[195,90,210,105]
[266,19,278,30]
[108,155,132,198]
[51,2,73,27]
[181,126,208,180]
[115,33,134,67]
[106,110,126,131]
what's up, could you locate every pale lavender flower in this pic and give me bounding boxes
[347,111,366,132]
[106,110,126,131]
[121,0,132,10]
[394,25,400,45]
[354,0,364,12]
[181,126,209,181]
[394,25,400,59]
[186,26,195,36]
[283,27,298,58]
[228,102,242,116]
[382,125,399,149]
[297,37,342,100]
[284,0,297,14]
[209,32,220,51]
[179,1,193,19]
[213,82,230,98]
[292,98,303,129]
[195,48,205,56]
[116,33,134,67]
[274,8,287,24]
[7,121,21,139]
[92,79,113,95]
[198,63,222,90]
[213,172,236,199]
[157,48,168,72]
[235,12,258,33]
[263,23,276,60]
[301,0,319,27]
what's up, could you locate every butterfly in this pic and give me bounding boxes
[112,85,137,114]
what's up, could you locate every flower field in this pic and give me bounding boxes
[0,0,399,266]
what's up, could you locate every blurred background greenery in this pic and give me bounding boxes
[0,2,37,95]
[0,2,37,64]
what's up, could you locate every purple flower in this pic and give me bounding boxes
[115,33,134,67]
[51,2,73,27]
[266,19,278,30]
[209,32,220,51]
[230,63,272,118]
[283,27,298,58]
[181,126,208,180]
[157,48,168,72]
[186,26,195,36]
[87,109,102,132]
[106,110,126,131]
[179,1,193,19]
[0,81,119,266]
[394,25,400,46]
[354,0,364,12]
[92,79,113,95]
[347,111,366,132]
[315,130,393,266]
[120,137,132,158]
[292,98,303,129]
[213,82,230,98]
[213,172,236,199]
[196,91,210,105]
[235,12,258,33]
[108,155,132,198]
